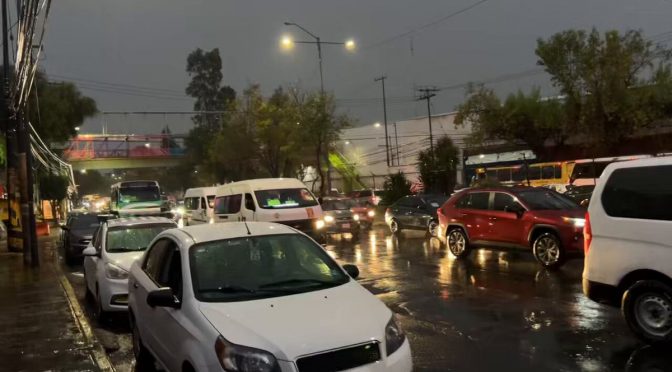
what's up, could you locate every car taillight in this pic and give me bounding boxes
[583,211,592,254]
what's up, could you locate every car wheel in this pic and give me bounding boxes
[622,280,672,343]
[389,219,401,235]
[447,228,470,258]
[532,232,565,269]
[94,286,108,323]
[427,220,439,237]
[131,314,154,367]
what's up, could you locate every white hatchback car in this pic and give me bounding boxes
[583,156,672,343]
[83,216,177,320]
[128,222,413,372]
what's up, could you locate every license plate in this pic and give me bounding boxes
[341,223,350,229]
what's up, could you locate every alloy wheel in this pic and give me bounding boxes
[448,230,466,255]
[535,236,560,266]
[428,221,439,237]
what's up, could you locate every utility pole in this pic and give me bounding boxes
[417,87,440,159]
[374,75,390,167]
[1,0,17,253]
[393,121,400,165]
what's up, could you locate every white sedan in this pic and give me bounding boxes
[83,216,176,320]
[128,222,412,372]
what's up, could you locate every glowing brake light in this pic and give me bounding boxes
[583,211,592,254]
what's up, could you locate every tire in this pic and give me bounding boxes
[447,227,470,258]
[94,286,109,323]
[131,314,154,368]
[532,232,565,269]
[427,220,439,237]
[84,271,94,303]
[622,280,672,343]
[389,219,401,235]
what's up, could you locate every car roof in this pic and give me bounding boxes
[171,221,299,246]
[603,155,672,170]
[106,216,176,228]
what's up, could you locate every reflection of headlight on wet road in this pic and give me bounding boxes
[315,220,326,229]
[324,215,335,223]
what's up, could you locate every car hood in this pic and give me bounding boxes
[324,209,353,217]
[530,209,585,220]
[198,281,390,361]
[107,251,145,272]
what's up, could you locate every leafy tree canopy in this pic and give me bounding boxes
[417,136,459,194]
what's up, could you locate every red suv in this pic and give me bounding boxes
[437,187,585,268]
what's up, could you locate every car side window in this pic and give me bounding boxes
[493,193,518,211]
[143,238,172,283]
[245,193,256,211]
[157,243,182,298]
[200,197,207,210]
[457,192,489,210]
[215,194,243,214]
[602,165,672,221]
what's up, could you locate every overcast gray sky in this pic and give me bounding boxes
[41,0,672,134]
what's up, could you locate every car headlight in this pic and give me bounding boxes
[324,215,335,223]
[385,315,406,356]
[353,214,360,221]
[562,217,585,228]
[105,262,128,280]
[367,210,375,218]
[315,220,325,229]
[215,336,280,372]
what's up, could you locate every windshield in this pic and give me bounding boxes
[189,234,349,302]
[322,200,350,211]
[106,224,175,253]
[119,186,160,203]
[255,188,318,209]
[517,189,580,210]
[71,215,100,230]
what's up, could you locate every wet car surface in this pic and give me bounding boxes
[62,226,671,371]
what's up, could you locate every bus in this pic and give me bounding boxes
[110,180,169,217]
[474,155,652,189]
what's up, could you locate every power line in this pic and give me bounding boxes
[363,0,490,50]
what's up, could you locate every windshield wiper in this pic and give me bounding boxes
[108,247,144,252]
[259,278,345,289]
[199,284,297,294]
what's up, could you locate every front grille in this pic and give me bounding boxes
[336,217,352,222]
[296,342,381,372]
[275,219,313,232]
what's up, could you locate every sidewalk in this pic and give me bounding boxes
[0,233,113,371]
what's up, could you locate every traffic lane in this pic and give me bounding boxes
[60,260,137,372]
[324,228,672,372]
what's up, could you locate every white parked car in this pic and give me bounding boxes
[128,222,413,372]
[583,156,672,343]
[83,216,177,320]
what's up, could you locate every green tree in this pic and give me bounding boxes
[381,171,412,205]
[536,29,672,152]
[29,71,97,144]
[39,173,69,220]
[417,136,459,194]
[184,48,236,183]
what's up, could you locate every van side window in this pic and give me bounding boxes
[245,193,256,211]
[602,165,672,221]
[215,195,242,214]
[200,197,207,210]
[185,197,197,211]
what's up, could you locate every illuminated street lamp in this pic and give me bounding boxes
[280,35,294,50]
[373,122,381,128]
[74,126,80,132]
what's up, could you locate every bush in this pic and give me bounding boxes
[381,171,411,205]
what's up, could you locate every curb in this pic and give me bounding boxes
[59,274,116,372]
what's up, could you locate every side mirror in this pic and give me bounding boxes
[82,246,99,257]
[505,204,525,217]
[343,264,359,279]
[60,225,69,231]
[147,288,181,309]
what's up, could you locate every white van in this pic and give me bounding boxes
[583,156,672,343]
[214,178,324,240]
[183,187,217,225]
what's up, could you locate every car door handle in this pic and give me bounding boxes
[132,282,139,289]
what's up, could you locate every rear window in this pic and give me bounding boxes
[215,195,242,214]
[601,165,672,221]
[71,215,100,229]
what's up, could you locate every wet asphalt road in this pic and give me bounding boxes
[62,226,672,372]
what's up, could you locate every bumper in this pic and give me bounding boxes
[99,277,130,312]
[582,278,620,308]
[325,223,360,234]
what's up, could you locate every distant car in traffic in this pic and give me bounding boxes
[61,213,100,265]
[563,184,594,206]
[583,156,672,343]
[350,199,376,229]
[128,222,413,372]
[82,216,176,320]
[320,198,361,239]
[385,194,448,237]
[437,187,585,268]
[347,189,384,206]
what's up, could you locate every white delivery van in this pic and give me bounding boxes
[214,178,325,240]
[183,187,217,225]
